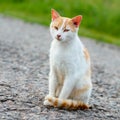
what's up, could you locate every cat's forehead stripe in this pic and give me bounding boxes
[63,19,70,29]
[52,17,76,32]
[63,18,76,32]
[60,19,66,29]
[52,17,63,28]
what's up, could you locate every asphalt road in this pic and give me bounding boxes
[0,15,120,120]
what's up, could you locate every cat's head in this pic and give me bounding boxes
[50,9,82,42]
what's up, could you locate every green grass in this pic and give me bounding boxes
[0,0,120,46]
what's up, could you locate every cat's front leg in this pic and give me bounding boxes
[44,69,58,106]
[48,70,58,97]
[59,75,76,99]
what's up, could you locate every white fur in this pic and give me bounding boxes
[44,19,92,105]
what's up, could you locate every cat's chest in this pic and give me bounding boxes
[50,46,83,76]
[50,40,85,70]
[50,49,69,67]
[50,45,75,66]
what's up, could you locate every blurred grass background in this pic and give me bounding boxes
[0,0,120,46]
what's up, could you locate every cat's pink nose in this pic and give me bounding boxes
[57,34,61,39]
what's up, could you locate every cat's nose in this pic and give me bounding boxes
[57,34,61,39]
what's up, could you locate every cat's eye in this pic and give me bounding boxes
[54,26,58,30]
[63,29,70,32]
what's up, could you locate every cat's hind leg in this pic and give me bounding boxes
[72,79,92,104]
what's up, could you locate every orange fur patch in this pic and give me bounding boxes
[70,101,89,110]
[55,85,62,97]
[54,99,58,107]
[61,100,68,108]
[52,17,63,29]
[69,101,74,108]
[77,102,89,109]
[68,20,76,32]
[47,96,89,110]
[52,17,76,32]
[62,18,76,32]
[48,97,52,102]
[83,48,90,61]
[74,85,90,96]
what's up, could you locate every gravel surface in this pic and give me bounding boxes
[0,15,120,120]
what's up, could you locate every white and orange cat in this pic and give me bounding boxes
[44,9,92,110]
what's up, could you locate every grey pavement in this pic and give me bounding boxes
[0,15,120,120]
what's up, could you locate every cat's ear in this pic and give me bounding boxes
[71,15,82,27]
[51,9,60,21]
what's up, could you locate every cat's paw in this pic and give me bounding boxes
[44,95,53,106]
[43,99,52,106]
[44,94,52,100]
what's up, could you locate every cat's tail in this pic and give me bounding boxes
[44,96,89,110]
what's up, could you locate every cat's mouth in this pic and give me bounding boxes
[56,37,62,41]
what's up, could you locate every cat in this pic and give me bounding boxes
[43,9,92,110]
